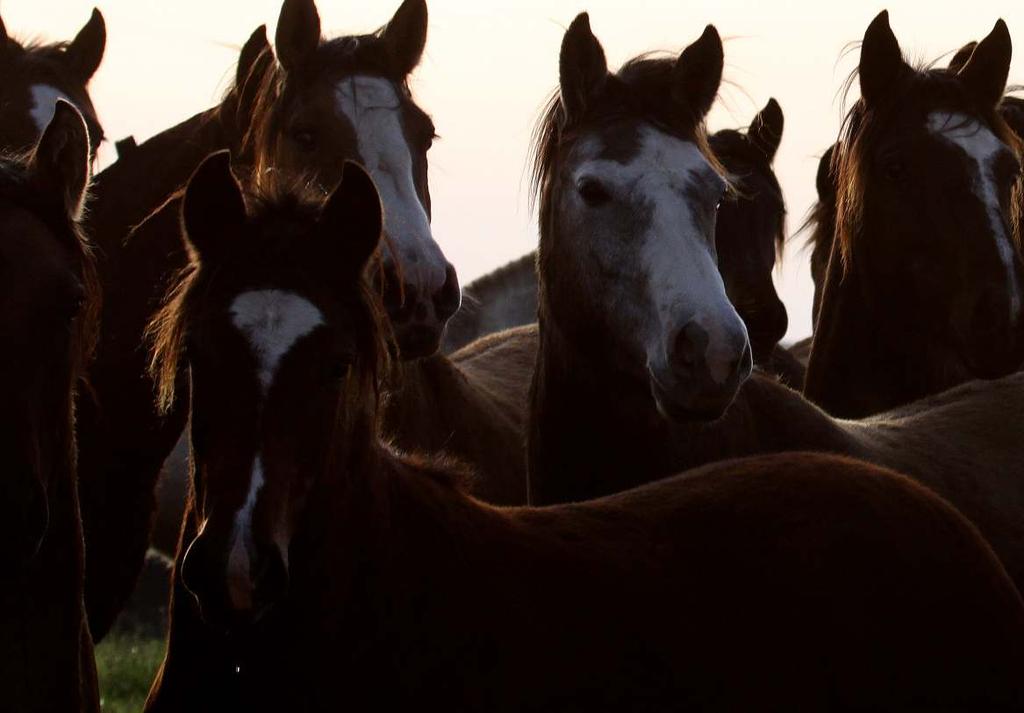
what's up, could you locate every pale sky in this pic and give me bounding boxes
[6,0,1024,340]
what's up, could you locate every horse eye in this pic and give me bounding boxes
[291,129,316,152]
[578,178,612,207]
[883,160,906,181]
[326,358,352,383]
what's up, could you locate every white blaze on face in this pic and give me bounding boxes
[335,75,447,292]
[928,111,1022,321]
[30,84,74,133]
[225,289,323,606]
[570,126,746,385]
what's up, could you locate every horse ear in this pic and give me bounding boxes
[672,25,724,127]
[559,13,608,124]
[28,101,90,219]
[948,41,977,74]
[748,98,784,162]
[816,144,838,201]
[859,11,906,105]
[380,0,428,77]
[275,0,321,74]
[0,14,8,46]
[182,152,247,262]
[317,162,383,275]
[65,9,106,82]
[957,20,1011,110]
[237,25,271,90]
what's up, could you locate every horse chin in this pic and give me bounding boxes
[648,372,739,424]
[393,321,444,360]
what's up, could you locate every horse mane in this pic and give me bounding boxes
[833,62,1024,274]
[145,175,392,429]
[0,153,100,377]
[530,54,724,217]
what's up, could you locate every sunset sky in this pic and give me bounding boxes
[6,0,1024,340]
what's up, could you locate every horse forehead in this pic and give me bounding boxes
[229,289,325,392]
[574,126,719,189]
[334,75,403,122]
[927,112,1008,163]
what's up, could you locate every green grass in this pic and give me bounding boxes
[95,633,165,713]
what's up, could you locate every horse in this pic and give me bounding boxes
[76,20,275,642]
[0,102,101,713]
[525,13,1024,601]
[798,42,1024,368]
[0,8,105,157]
[146,150,1024,712]
[441,101,800,386]
[804,14,1024,418]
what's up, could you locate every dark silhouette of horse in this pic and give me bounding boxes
[84,1,540,646]
[0,8,105,157]
[805,13,1024,417]
[146,149,1024,712]
[75,22,275,642]
[524,12,1024,604]
[0,102,101,713]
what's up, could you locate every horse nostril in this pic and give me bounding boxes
[433,263,461,321]
[672,321,709,374]
[252,545,289,613]
[380,266,417,322]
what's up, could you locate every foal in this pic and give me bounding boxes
[79,0,474,638]
[147,152,1024,712]
[805,13,1024,417]
[0,103,100,713]
[0,8,105,156]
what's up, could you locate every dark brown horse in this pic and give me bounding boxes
[147,152,1024,711]
[0,102,100,713]
[525,14,1024,602]
[0,8,105,156]
[75,21,274,642]
[79,0,471,640]
[805,13,1024,418]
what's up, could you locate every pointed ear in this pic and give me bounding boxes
[181,151,247,262]
[317,162,383,276]
[948,41,977,74]
[672,25,724,127]
[748,98,784,162]
[28,101,90,219]
[859,11,906,105]
[957,20,1011,110]
[275,0,321,74]
[238,25,271,89]
[235,25,273,125]
[0,14,8,46]
[559,13,608,125]
[380,0,428,77]
[65,9,105,82]
[816,143,838,201]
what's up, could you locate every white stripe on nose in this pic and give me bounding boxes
[226,290,323,608]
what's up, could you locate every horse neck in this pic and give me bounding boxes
[528,303,856,505]
[804,242,937,418]
[283,444,494,686]
[86,106,228,250]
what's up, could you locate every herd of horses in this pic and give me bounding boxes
[5,0,1024,710]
